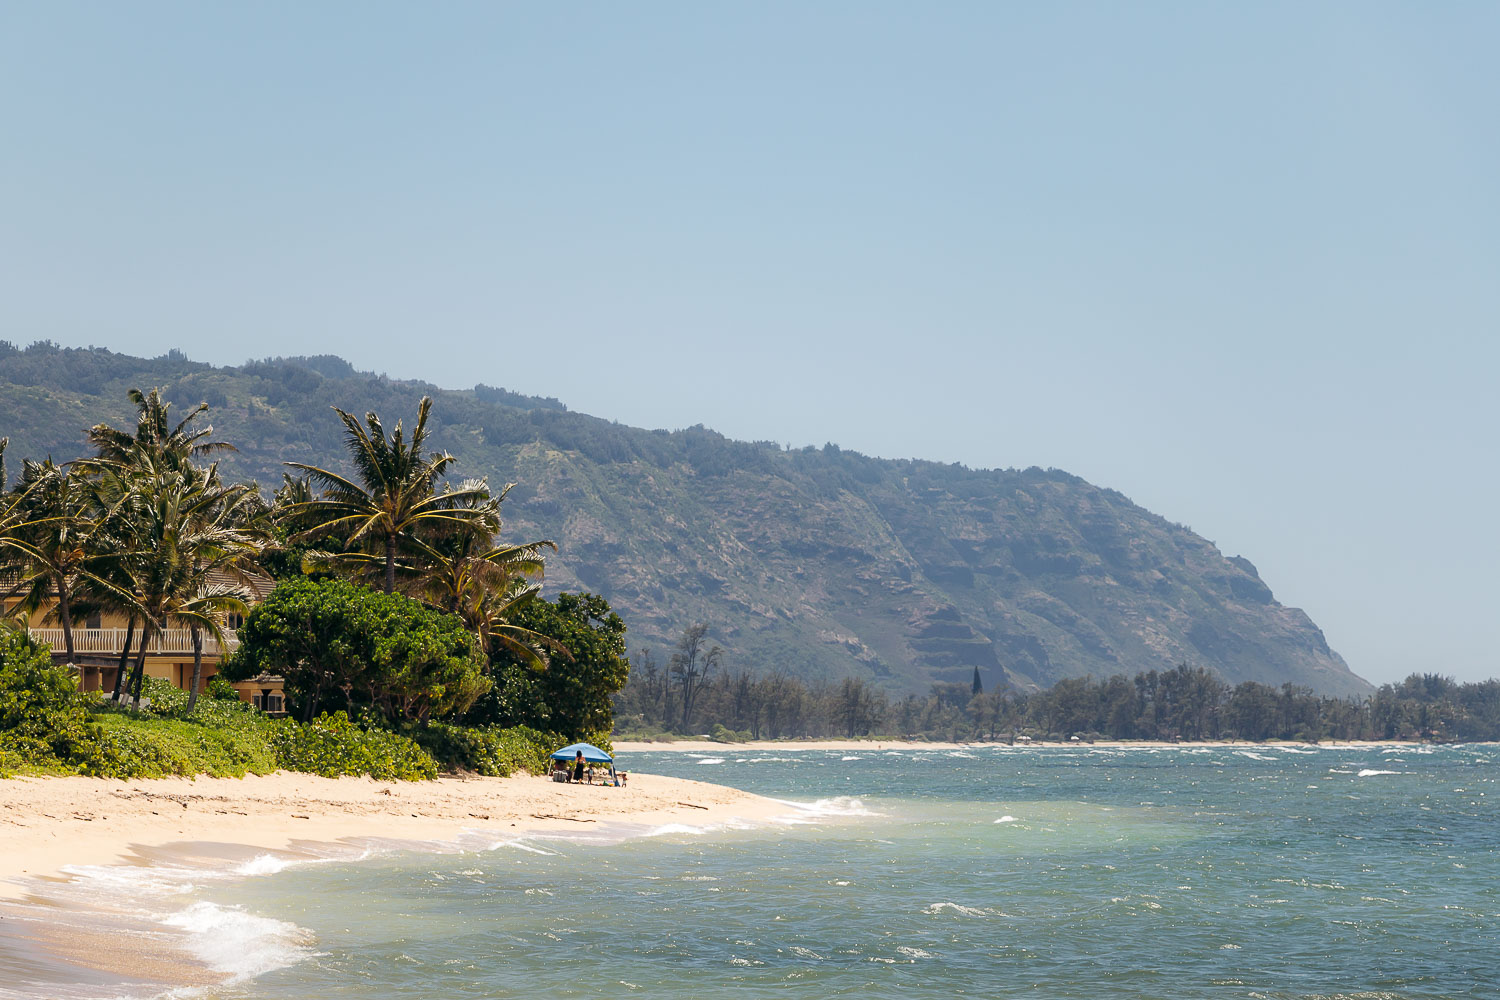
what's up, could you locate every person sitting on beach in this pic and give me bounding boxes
[573,750,585,783]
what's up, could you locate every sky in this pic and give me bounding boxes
[2,3,1496,686]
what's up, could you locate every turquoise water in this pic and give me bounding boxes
[42,745,1500,998]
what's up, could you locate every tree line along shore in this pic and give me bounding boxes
[617,651,1500,744]
[2,389,1492,785]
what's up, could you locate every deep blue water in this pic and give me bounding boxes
[44,744,1500,999]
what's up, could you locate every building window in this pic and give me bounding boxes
[86,612,103,629]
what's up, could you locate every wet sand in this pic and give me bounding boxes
[0,770,790,996]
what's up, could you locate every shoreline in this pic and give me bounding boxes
[0,770,801,996]
[0,770,788,903]
[611,737,1450,752]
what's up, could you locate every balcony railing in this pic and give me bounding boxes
[28,627,239,657]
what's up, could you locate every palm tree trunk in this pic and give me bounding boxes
[385,534,396,593]
[112,618,136,701]
[129,627,151,708]
[55,576,76,664]
[186,624,204,714]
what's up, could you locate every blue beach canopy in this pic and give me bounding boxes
[550,742,613,763]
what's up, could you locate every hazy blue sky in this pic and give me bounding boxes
[3,3,1496,685]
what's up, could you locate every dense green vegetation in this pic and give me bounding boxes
[1,381,627,780]
[0,342,1371,697]
[0,630,596,779]
[617,629,1500,743]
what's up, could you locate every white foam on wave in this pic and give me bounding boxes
[773,796,878,822]
[487,839,561,855]
[161,901,315,982]
[695,757,726,765]
[1234,751,1273,761]
[644,823,710,837]
[841,755,863,761]
[921,901,988,917]
[1357,769,1401,777]
[1276,746,1318,754]
[994,815,1019,824]
[946,751,977,759]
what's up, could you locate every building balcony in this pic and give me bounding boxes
[28,626,240,658]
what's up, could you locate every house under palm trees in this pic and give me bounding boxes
[1,568,288,713]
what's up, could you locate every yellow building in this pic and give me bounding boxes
[4,569,288,715]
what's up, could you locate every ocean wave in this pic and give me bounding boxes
[921,901,988,917]
[1276,746,1319,754]
[994,815,1019,824]
[695,757,726,765]
[775,796,878,819]
[160,901,314,983]
[643,823,710,837]
[1357,769,1402,777]
[1233,751,1273,761]
[841,755,863,761]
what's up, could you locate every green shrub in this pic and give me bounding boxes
[409,723,614,777]
[0,630,96,768]
[206,674,240,701]
[0,744,25,778]
[81,713,280,778]
[270,711,438,781]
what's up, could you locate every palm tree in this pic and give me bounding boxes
[83,387,233,473]
[0,459,99,664]
[78,388,261,706]
[108,463,264,707]
[281,397,495,593]
[402,482,559,667]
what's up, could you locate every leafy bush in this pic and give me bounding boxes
[0,743,27,778]
[410,723,615,777]
[269,711,438,780]
[0,630,98,768]
[82,713,279,778]
[206,674,240,700]
[137,675,189,716]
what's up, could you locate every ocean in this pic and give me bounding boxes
[6,744,1497,999]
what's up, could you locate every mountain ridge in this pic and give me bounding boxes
[0,341,1370,697]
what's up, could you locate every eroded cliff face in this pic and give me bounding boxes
[0,345,1370,696]
[500,445,1367,697]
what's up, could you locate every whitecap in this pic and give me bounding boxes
[773,795,877,819]
[160,901,314,982]
[947,751,977,759]
[994,815,1019,824]
[488,840,560,855]
[695,757,726,765]
[234,853,301,877]
[896,946,933,959]
[644,823,709,837]
[841,755,862,761]
[1277,746,1318,754]
[1233,751,1272,761]
[1357,769,1401,777]
[921,902,987,917]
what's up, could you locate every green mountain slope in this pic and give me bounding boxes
[0,341,1370,696]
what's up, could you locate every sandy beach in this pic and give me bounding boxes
[0,770,786,903]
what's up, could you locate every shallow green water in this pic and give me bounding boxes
[48,745,1500,999]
